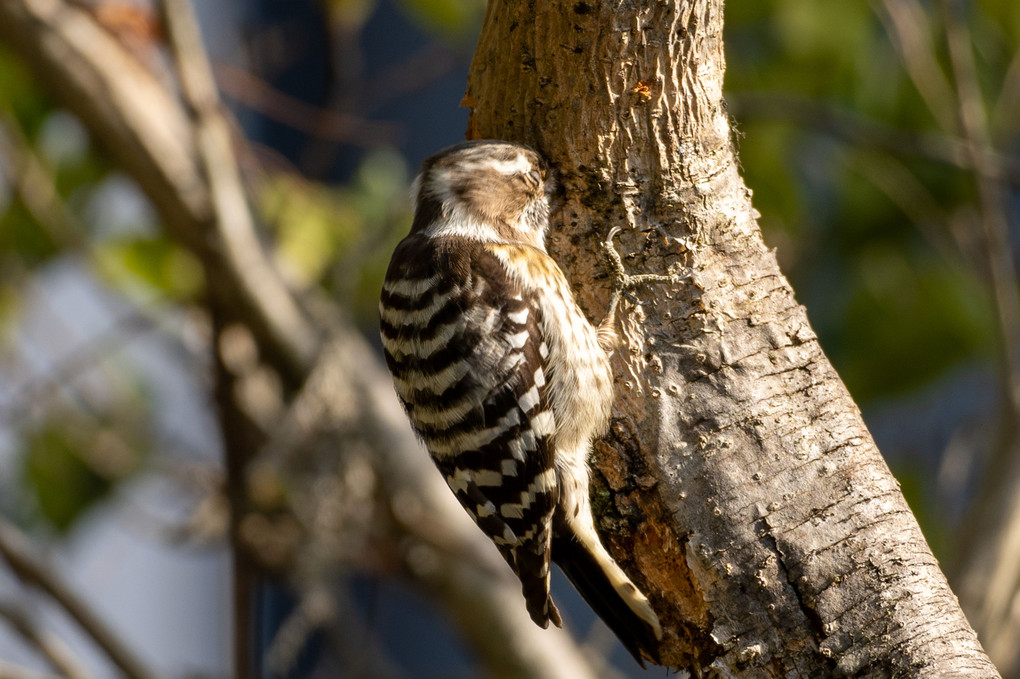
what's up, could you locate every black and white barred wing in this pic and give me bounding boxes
[379,235,563,627]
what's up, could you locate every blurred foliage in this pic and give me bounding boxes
[395,0,485,43]
[258,146,411,323]
[0,5,420,538]
[22,405,148,533]
[95,234,204,301]
[0,198,60,264]
[0,46,51,135]
[325,0,377,30]
[0,47,156,533]
[893,460,950,558]
[726,0,1017,403]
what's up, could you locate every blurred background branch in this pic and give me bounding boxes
[0,600,95,679]
[0,0,1016,676]
[0,0,611,677]
[0,518,154,679]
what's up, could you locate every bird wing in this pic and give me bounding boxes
[380,235,561,627]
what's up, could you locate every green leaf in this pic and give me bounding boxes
[22,417,145,533]
[258,174,362,286]
[0,201,61,263]
[94,235,204,300]
[257,148,411,310]
[395,0,485,43]
[833,254,995,402]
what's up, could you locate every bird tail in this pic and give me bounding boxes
[552,520,662,666]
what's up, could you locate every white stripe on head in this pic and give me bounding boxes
[482,153,532,176]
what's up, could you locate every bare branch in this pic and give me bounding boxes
[941,0,1020,411]
[0,601,95,679]
[0,1,618,675]
[0,308,156,425]
[874,0,957,130]
[0,109,206,424]
[938,3,1020,674]
[159,0,320,377]
[0,660,64,679]
[213,63,402,146]
[729,92,1020,187]
[253,330,608,679]
[266,588,404,679]
[0,518,157,679]
[0,107,88,250]
[0,0,317,380]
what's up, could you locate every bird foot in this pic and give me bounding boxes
[599,226,683,329]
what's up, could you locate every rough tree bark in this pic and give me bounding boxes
[464,0,1000,676]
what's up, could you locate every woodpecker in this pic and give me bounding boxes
[379,140,665,663]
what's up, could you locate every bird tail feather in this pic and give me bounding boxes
[552,527,661,666]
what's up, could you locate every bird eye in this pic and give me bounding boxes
[527,170,542,188]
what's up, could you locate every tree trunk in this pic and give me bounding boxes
[464,0,999,675]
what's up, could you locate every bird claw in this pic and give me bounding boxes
[599,227,685,329]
